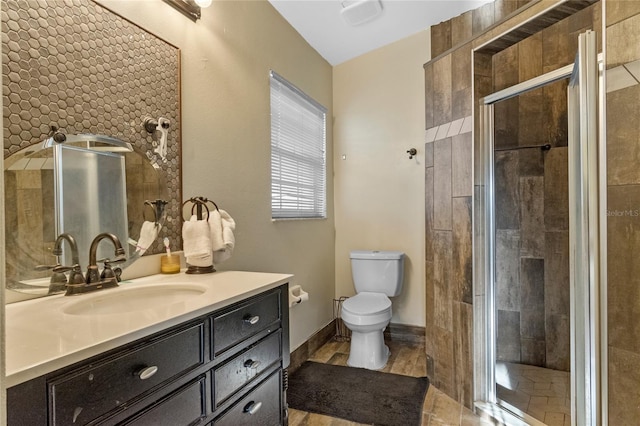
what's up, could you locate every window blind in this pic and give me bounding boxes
[270,70,327,219]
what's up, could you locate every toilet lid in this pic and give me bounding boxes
[342,292,391,315]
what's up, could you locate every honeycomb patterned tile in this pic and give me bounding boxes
[2,0,182,254]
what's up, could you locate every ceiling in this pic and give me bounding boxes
[268,0,492,65]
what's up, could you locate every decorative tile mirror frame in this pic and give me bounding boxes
[2,0,182,293]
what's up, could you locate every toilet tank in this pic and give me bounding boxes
[349,250,405,296]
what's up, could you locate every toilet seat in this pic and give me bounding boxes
[341,292,392,326]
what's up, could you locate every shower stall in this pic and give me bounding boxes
[473,25,603,426]
[423,0,640,423]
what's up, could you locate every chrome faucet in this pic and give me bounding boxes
[86,232,126,284]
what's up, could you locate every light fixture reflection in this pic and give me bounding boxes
[163,0,210,21]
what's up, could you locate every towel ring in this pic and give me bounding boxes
[182,196,217,275]
[182,199,209,221]
[182,197,218,221]
[191,201,210,220]
[143,200,158,223]
[194,197,219,213]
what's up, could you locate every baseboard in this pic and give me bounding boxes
[289,320,336,373]
[384,323,426,345]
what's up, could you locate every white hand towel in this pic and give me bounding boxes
[212,209,236,264]
[208,209,225,252]
[187,252,213,267]
[135,221,160,256]
[182,215,213,266]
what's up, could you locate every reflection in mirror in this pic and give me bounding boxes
[4,134,168,297]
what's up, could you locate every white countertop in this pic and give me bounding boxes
[5,270,292,388]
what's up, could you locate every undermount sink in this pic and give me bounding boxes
[62,284,208,316]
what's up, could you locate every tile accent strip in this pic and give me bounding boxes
[425,115,472,144]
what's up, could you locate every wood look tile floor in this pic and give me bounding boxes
[288,338,494,426]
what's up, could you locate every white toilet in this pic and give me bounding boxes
[341,250,405,370]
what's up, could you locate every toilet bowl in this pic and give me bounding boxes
[342,250,405,370]
[341,292,392,369]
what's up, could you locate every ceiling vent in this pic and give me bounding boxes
[340,0,383,26]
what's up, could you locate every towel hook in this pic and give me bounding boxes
[407,148,417,159]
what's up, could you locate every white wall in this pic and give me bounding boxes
[97,0,335,351]
[333,32,429,326]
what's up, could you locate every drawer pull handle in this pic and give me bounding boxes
[244,359,261,369]
[136,366,158,380]
[243,401,262,415]
[244,315,260,325]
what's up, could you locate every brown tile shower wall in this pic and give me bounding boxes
[494,143,570,370]
[2,0,182,255]
[424,0,599,408]
[605,2,640,424]
[429,0,533,58]
[424,0,536,409]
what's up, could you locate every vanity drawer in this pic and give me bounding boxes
[213,330,281,406]
[49,322,205,426]
[123,377,206,426]
[212,291,280,355]
[213,370,282,426]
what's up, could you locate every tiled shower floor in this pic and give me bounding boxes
[496,361,571,426]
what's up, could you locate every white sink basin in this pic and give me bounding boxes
[62,284,208,316]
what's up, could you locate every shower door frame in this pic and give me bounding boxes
[472,31,606,425]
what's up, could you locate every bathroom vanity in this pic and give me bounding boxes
[5,271,291,425]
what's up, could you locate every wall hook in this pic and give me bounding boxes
[407,148,417,159]
[143,116,171,160]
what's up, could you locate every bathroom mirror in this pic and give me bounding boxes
[4,134,168,296]
[2,0,182,299]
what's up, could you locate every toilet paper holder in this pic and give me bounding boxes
[289,285,309,307]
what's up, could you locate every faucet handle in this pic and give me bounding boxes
[98,257,127,266]
[36,263,68,283]
[68,265,86,285]
[35,263,60,271]
[99,257,126,281]
[52,264,86,285]
[52,265,73,273]
[36,263,68,287]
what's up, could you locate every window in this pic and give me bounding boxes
[270,70,327,219]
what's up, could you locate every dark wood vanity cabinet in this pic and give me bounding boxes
[7,284,290,426]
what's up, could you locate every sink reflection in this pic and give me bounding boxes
[62,284,208,316]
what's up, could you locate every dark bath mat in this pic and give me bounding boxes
[287,361,429,426]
